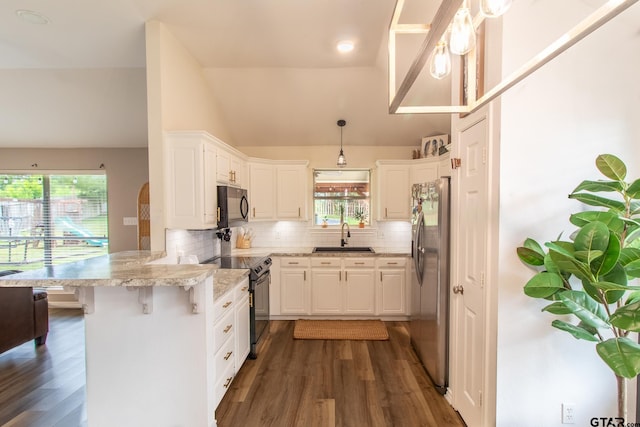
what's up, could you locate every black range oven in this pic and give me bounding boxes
[201,255,271,359]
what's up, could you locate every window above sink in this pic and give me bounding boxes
[313,169,370,227]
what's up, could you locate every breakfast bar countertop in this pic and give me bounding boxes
[0,250,248,290]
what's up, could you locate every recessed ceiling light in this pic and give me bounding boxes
[15,10,50,25]
[336,40,354,53]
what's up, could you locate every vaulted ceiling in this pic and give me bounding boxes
[0,0,636,149]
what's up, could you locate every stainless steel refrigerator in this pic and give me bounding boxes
[409,177,451,394]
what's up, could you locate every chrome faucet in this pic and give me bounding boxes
[341,222,351,247]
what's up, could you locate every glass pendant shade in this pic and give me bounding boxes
[336,119,347,168]
[429,40,451,79]
[449,6,476,55]
[337,149,347,167]
[480,0,513,17]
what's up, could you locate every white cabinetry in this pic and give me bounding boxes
[311,258,342,314]
[310,257,375,315]
[248,161,275,220]
[213,275,250,409]
[165,131,217,230]
[217,149,246,188]
[411,159,439,184]
[377,161,411,221]
[343,258,376,314]
[276,164,307,220]
[376,258,407,315]
[279,257,310,315]
[249,160,309,221]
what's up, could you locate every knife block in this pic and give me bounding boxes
[236,236,251,249]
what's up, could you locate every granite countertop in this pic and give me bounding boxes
[230,246,411,258]
[0,251,243,290]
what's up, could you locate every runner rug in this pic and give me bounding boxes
[293,319,389,340]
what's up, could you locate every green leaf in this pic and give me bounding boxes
[572,180,623,193]
[544,252,561,274]
[619,248,640,266]
[626,291,640,305]
[610,300,640,332]
[568,193,626,211]
[596,337,640,378]
[547,243,593,282]
[601,263,628,303]
[570,211,625,233]
[524,272,565,298]
[581,279,602,303]
[517,247,545,266]
[627,179,640,199]
[559,290,610,330]
[542,301,572,315]
[592,281,640,293]
[552,320,599,342]
[591,231,620,277]
[624,260,640,279]
[596,154,626,181]
[574,250,603,264]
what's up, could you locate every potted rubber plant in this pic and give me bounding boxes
[516,154,640,419]
[354,207,367,228]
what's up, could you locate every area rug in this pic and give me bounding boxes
[293,319,389,341]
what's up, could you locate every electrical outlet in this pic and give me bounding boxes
[562,403,576,424]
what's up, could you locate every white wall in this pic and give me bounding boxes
[496,2,640,426]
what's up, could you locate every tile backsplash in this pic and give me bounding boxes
[165,221,411,261]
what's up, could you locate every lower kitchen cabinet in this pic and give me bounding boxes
[279,257,310,315]
[311,257,376,315]
[213,276,250,409]
[376,258,407,315]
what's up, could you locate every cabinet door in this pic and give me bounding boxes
[231,155,245,188]
[378,269,406,315]
[379,165,410,220]
[235,294,250,368]
[249,163,275,220]
[204,143,218,225]
[411,161,438,185]
[276,165,306,220]
[280,268,309,315]
[344,268,375,314]
[165,135,217,230]
[311,269,342,314]
[216,149,231,184]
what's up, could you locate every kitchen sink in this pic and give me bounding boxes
[312,246,375,253]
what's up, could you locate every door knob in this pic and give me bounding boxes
[453,285,464,295]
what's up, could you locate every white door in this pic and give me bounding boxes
[311,269,342,314]
[344,268,375,314]
[452,116,488,426]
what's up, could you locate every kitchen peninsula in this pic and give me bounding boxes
[0,251,249,427]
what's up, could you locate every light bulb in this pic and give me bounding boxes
[449,6,476,55]
[429,40,451,79]
[480,0,512,17]
[337,150,347,168]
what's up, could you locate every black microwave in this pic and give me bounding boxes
[217,186,249,228]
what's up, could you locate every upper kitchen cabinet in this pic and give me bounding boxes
[410,158,440,185]
[217,147,247,188]
[276,163,308,220]
[248,159,308,222]
[376,161,411,221]
[248,160,275,220]
[165,131,218,230]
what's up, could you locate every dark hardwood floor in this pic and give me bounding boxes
[0,308,86,427]
[216,320,465,427]
[0,311,464,427]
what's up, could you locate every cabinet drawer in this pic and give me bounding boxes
[235,278,250,300]
[377,258,407,268]
[343,258,375,268]
[214,291,235,323]
[311,258,341,268]
[214,362,235,409]
[214,309,235,353]
[214,334,235,379]
[281,257,310,268]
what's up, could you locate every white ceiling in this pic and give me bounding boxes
[0,0,456,149]
[0,1,637,149]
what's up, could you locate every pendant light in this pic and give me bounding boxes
[449,0,476,55]
[336,119,347,168]
[429,39,452,79]
[480,0,513,18]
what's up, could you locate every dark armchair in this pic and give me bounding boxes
[0,270,49,354]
